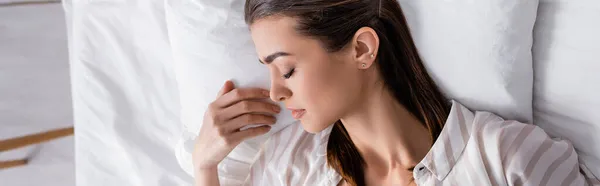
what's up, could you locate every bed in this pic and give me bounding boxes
[67,0,600,185]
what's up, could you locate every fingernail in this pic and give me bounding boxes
[263,90,270,97]
[272,105,281,112]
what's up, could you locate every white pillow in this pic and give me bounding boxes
[169,0,539,183]
[66,0,191,185]
[532,0,600,178]
[164,0,296,184]
[399,0,538,123]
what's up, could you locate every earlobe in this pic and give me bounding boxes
[361,63,368,68]
[359,53,376,69]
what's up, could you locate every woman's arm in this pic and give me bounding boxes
[195,167,220,186]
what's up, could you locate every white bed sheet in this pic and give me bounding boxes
[65,0,192,185]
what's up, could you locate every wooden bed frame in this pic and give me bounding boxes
[0,0,61,7]
[0,0,71,170]
[0,127,73,169]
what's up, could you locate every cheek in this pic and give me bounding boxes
[303,62,345,103]
[294,59,359,131]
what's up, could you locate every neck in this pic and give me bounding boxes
[340,84,432,172]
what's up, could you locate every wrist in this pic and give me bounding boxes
[194,166,219,186]
[195,165,218,174]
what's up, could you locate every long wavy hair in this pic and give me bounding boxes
[244,0,450,185]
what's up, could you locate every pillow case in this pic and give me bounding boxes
[399,0,538,123]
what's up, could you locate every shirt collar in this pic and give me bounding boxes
[416,100,476,181]
[316,100,477,181]
[316,125,334,157]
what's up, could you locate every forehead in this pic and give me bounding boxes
[249,16,298,42]
[249,16,316,56]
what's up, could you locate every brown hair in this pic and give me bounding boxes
[245,0,450,185]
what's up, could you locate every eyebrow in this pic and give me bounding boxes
[259,52,292,64]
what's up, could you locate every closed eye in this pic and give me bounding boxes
[283,68,295,79]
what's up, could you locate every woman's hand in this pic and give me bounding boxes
[193,80,280,171]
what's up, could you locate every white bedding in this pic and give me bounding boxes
[65,0,192,185]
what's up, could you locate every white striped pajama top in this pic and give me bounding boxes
[241,101,600,185]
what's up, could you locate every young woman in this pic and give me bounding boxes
[193,0,599,185]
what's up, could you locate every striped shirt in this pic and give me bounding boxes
[241,101,600,185]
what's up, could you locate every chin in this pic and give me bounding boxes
[299,116,336,134]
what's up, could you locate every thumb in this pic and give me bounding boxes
[217,80,235,97]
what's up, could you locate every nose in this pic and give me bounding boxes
[269,79,292,102]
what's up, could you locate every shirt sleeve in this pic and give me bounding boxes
[497,121,590,186]
[217,143,258,186]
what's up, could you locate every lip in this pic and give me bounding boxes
[289,109,306,119]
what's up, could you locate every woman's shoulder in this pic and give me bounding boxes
[468,109,565,153]
[441,102,595,185]
[453,102,549,145]
[446,101,568,166]
[466,108,570,159]
[464,108,593,185]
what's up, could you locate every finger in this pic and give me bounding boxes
[217,80,235,97]
[213,88,270,108]
[230,125,271,142]
[220,100,280,119]
[224,113,276,132]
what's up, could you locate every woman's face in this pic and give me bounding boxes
[249,16,366,133]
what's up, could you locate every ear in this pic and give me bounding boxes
[351,27,379,69]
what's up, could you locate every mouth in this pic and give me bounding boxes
[289,109,306,119]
